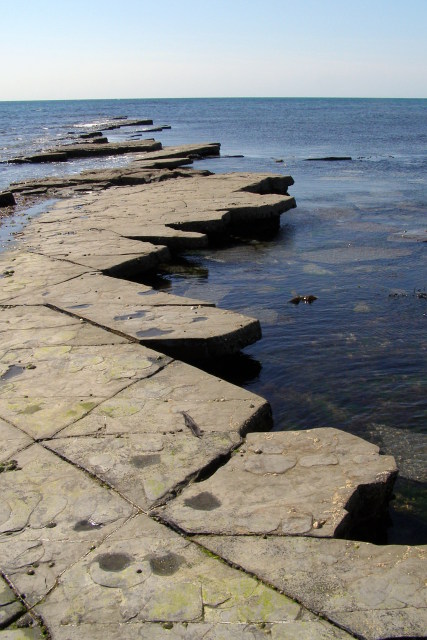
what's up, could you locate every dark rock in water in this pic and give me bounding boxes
[10,140,162,163]
[224,154,245,158]
[304,157,352,162]
[19,187,48,195]
[79,131,104,139]
[0,190,16,207]
[111,116,128,120]
[102,118,153,130]
[90,137,108,144]
[289,295,317,304]
[141,126,168,133]
[9,151,68,164]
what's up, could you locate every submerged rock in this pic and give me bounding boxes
[304,156,352,162]
[79,131,104,139]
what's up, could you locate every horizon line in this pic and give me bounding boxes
[1,96,427,103]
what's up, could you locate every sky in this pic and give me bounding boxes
[1,0,426,100]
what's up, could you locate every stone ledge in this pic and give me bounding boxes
[1,144,424,640]
[158,429,397,538]
[195,535,427,640]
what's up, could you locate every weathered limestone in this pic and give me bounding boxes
[2,170,297,359]
[49,299,260,359]
[0,629,44,639]
[7,142,224,195]
[159,429,397,537]
[0,340,171,439]
[2,149,425,639]
[9,166,202,194]
[12,271,213,307]
[46,621,355,640]
[0,419,32,463]
[0,251,88,304]
[7,271,260,359]
[0,576,24,628]
[132,142,221,160]
[9,140,220,168]
[0,304,129,350]
[33,514,354,639]
[0,445,135,605]
[23,228,171,274]
[196,535,427,640]
[45,359,271,510]
[21,172,296,248]
[98,118,153,130]
[0,301,270,511]
[9,139,162,164]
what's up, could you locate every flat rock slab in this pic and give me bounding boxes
[47,431,242,511]
[48,621,354,639]
[73,172,296,236]
[132,143,221,161]
[22,228,170,274]
[0,629,45,639]
[10,167,191,193]
[52,359,271,439]
[0,305,129,350]
[196,535,427,640]
[0,444,134,606]
[98,118,153,130]
[34,514,351,638]
[10,139,162,163]
[54,302,260,359]
[19,271,213,308]
[160,429,397,537]
[21,272,260,359]
[45,359,271,509]
[0,419,32,463]
[104,222,208,249]
[0,576,24,628]
[0,251,87,304]
[0,342,171,438]
[25,173,295,246]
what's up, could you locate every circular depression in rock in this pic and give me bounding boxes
[96,552,132,572]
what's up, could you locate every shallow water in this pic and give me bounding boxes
[150,190,426,543]
[1,98,426,543]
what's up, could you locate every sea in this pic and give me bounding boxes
[0,98,426,543]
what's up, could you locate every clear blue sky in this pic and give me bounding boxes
[1,0,426,100]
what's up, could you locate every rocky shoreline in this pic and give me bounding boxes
[0,129,426,639]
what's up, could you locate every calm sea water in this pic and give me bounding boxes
[0,98,426,543]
